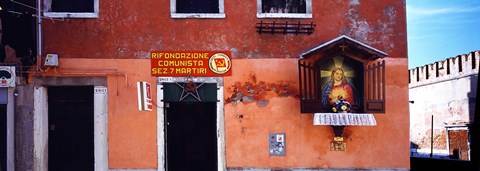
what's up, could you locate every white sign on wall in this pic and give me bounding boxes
[0,66,15,87]
[137,81,153,111]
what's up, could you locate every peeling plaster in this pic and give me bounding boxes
[225,74,299,106]
[383,6,397,24]
[444,101,465,123]
[341,4,399,54]
[341,5,371,43]
[376,6,398,51]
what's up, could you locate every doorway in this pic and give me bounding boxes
[448,129,470,160]
[165,102,217,171]
[48,86,94,171]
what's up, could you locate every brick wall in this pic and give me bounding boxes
[408,50,478,157]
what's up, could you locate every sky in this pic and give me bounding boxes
[406,0,480,68]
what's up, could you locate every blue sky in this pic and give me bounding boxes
[406,0,480,68]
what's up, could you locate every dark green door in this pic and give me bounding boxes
[165,102,217,171]
[48,86,94,171]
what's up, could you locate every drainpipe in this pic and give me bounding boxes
[430,114,434,158]
[36,0,42,73]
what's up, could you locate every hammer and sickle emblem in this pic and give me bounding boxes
[185,81,197,93]
[214,58,226,67]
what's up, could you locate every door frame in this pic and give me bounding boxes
[445,125,471,160]
[6,88,15,171]
[33,77,108,171]
[157,77,226,171]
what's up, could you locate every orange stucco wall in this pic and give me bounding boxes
[224,58,409,168]
[33,56,409,169]
[35,58,158,168]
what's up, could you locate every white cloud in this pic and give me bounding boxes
[407,4,480,17]
[408,35,432,41]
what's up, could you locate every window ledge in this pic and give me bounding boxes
[313,113,377,126]
[43,12,99,18]
[171,13,226,19]
[257,13,312,18]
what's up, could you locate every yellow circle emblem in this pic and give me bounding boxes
[209,53,232,74]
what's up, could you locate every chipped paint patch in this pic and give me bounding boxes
[225,74,299,106]
[351,21,371,42]
[342,4,400,53]
[342,6,371,43]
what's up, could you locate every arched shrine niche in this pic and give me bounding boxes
[299,35,387,114]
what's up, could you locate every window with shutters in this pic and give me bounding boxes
[298,35,387,114]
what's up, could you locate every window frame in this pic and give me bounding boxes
[257,0,312,18]
[43,0,99,18]
[170,0,226,19]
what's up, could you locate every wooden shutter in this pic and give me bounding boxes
[299,60,323,113]
[364,60,385,113]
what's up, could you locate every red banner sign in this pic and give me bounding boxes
[151,51,232,77]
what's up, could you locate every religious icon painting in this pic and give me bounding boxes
[317,56,364,112]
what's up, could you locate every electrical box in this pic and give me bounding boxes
[45,54,59,66]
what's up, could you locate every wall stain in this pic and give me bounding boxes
[343,127,352,140]
[241,127,248,135]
